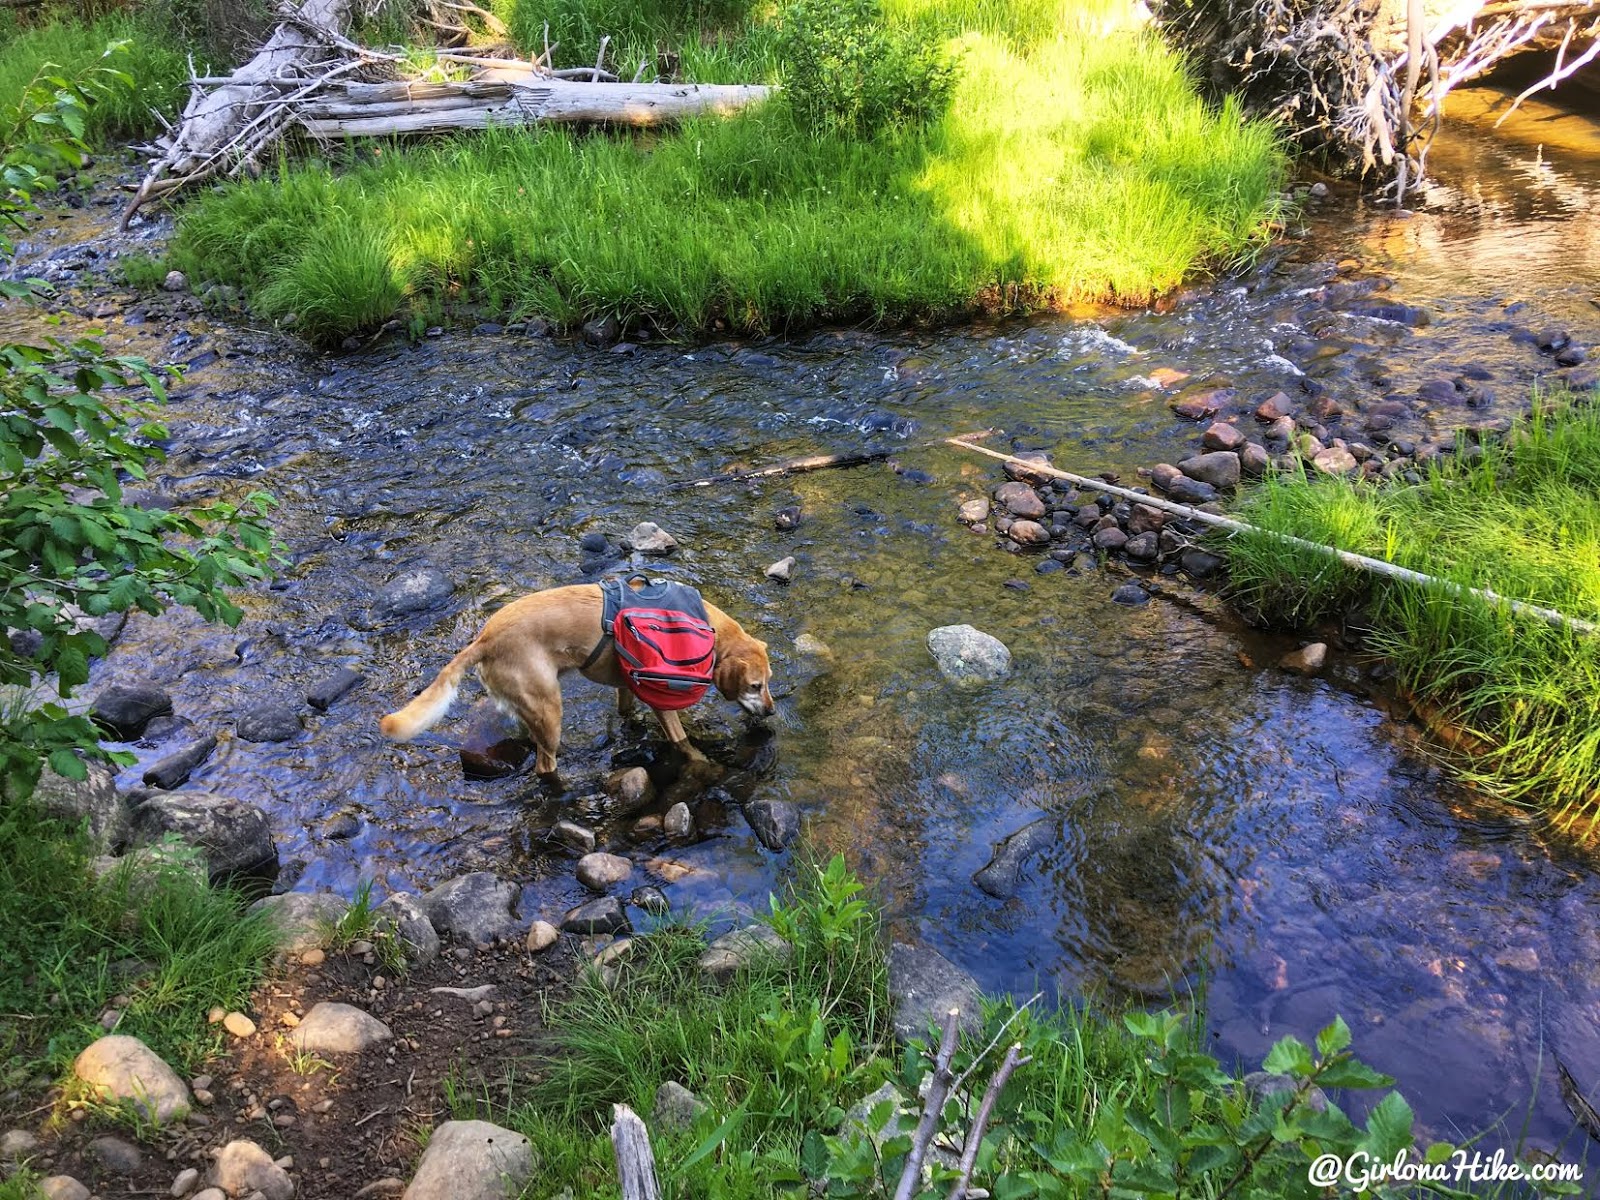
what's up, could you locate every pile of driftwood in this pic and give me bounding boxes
[120,0,770,227]
[1153,0,1600,197]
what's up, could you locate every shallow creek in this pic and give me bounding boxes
[9,86,1600,1155]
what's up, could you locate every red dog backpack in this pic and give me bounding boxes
[588,575,716,710]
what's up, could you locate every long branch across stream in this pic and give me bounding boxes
[11,86,1600,1156]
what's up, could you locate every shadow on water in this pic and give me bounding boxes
[6,84,1600,1156]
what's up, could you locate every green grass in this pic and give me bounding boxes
[0,799,279,1088]
[1221,396,1600,833]
[0,12,190,142]
[435,856,1468,1199]
[169,0,1284,346]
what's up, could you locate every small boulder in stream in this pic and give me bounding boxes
[124,790,276,880]
[626,521,678,556]
[926,625,1011,687]
[973,816,1057,899]
[91,682,172,740]
[374,568,454,622]
[744,798,800,852]
[140,734,217,789]
[236,700,301,743]
[307,667,364,710]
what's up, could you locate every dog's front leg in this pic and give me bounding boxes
[616,687,638,718]
[652,708,707,762]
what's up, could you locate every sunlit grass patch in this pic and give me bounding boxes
[1221,396,1600,832]
[170,0,1283,345]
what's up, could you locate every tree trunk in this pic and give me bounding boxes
[299,78,771,136]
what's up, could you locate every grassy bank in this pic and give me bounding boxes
[1221,396,1600,833]
[436,856,1484,1198]
[0,11,189,141]
[0,801,277,1089]
[166,0,1283,346]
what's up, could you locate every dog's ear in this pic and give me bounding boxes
[714,645,749,700]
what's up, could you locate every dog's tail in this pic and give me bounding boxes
[379,642,484,742]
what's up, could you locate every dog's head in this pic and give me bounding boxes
[714,634,774,716]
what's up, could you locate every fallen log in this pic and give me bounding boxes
[945,436,1599,636]
[674,449,894,490]
[121,0,355,228]
[299,78,771,136]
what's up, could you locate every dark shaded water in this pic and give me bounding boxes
[9,88,1600,1162]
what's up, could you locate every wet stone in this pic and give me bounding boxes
[993,481,1046,518]
[663,802,693,839]
[1124,531,1159,561]
[774,505,804,530]
[626,521,677,556]
[1202,421,1245,451]
[92,682,173,740]
[957,498,990,523]
[374,568,454,620]
[1008,519,1050,548]
[1112,583,1151,607]
[237,701,301,743]
[1280,643,1328,675]
[553,820,597,854]
[126,790,276,881]
[1092,527,1127,552]
[1179,451,1241,490]
[630,886,670,915]
[576,852,633,891]
[744,798,800,852]
[562,896,631,936]
[307,667,364,711]
[141,734,218,789]
[1180,549,1224,578]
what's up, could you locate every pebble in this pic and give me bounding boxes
[171,1167,200,1196]
[87,1134,141,1173]
[223,1011,257,1038]
[765,557,796,582]
[553,819,597,854]
[1111,583,1150,607]
[526,920,559,952]
[1279,643,1328,675]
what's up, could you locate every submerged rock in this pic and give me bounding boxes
[307,667,364,710]
[562,896,630,936]
[576,852,634,892]
[926,625,1012,687]
[1279,642,1328,676]
[972,816,1057,899]
[374,568,454,621]
[236,700,301,743]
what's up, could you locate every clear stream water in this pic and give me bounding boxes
[10,87,1600,1160]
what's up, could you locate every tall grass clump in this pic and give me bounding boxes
[0,800,278,1079]
[0,12,189,140]
[1223,396,1600,833]
[171,0,1284,346]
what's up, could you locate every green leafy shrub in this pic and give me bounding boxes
[0,43,280,802]
[776,0,957,135]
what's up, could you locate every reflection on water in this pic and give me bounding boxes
[5,85,1600,1155]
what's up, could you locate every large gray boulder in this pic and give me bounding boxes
[123,790,276,881]
[926,625,1012,687]
[419,873,519,945]
[247,891,350,953]
[32,760,126,851]
[887,943,983,1045]
[401,1120,533,1200]
[73,1035,191,1124]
